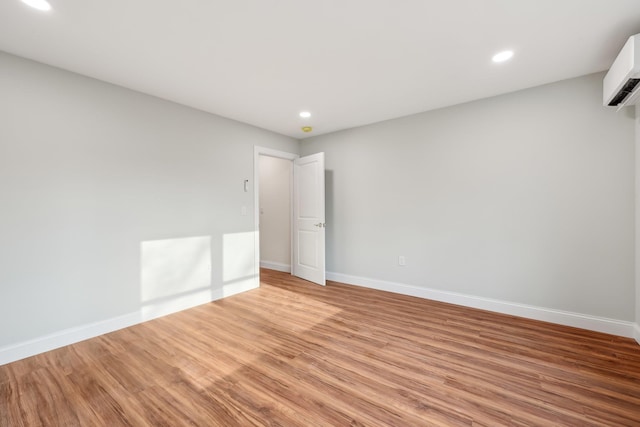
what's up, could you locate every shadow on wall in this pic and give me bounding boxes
[325,169,334,271]
[139,232,258,320]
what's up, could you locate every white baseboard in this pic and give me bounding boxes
[0,312,141,368]
[326,271,636,339]
[0,281,258,366]
[260,260,291,273]
[3,274,635,367]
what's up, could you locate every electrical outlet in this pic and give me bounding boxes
[398,256,406,266]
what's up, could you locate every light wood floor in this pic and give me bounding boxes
[1,269,639,426]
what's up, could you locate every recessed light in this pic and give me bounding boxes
[21,0,51,11]
[301,126,313,133]
[492,50,514,63]
[299,111,311,118]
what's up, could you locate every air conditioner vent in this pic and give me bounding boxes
[607,78,640,106]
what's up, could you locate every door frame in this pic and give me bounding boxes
[254,146,299,284]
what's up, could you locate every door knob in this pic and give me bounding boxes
[314,223,326,228]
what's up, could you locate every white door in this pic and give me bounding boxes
[293,152,325,285]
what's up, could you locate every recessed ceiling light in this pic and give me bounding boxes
[301,126,313,133]
[492,50,514,63]
[299,111,311,118]
[21,0,52,11]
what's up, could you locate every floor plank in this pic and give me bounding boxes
[1,268,639,426]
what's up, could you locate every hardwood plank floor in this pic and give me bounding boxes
[1,268,639,426]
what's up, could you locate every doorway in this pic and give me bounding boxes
[258,155,293,273]
[253,146,326,286]
[253,147,298,284]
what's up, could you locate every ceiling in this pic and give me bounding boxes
[1,1,640,139]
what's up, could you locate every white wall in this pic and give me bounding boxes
[636,105,640,341]
[0,51,298,356]
[301,72,635,323]
[259,156,292,269]
[1,48,636,360]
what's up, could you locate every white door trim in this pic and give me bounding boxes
[254,146,299,284]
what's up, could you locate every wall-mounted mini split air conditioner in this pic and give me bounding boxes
[603,33,640,108]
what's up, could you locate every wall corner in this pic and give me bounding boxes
[636,104,640,337]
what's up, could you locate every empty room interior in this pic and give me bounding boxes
[2,0,640,425]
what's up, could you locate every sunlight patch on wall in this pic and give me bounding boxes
[140,236,212,319]
[223,231,257,295]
